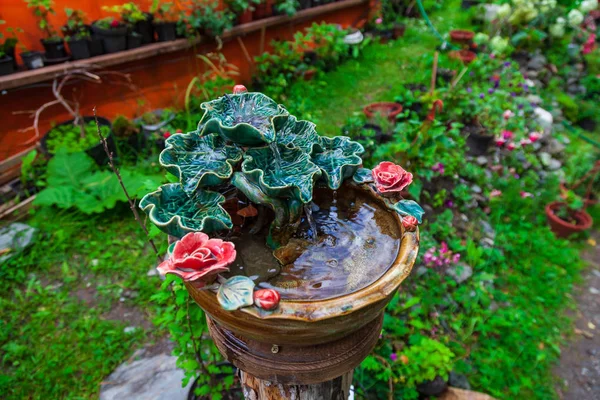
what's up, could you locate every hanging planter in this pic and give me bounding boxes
[449,29,475,44]
[545,202,593,238]
[449,49,477,64]
[363,102,403,122]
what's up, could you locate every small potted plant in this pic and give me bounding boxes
[226,0,260,24]
[25,0,69,62]
[103,2,153,46]
[92,17,128,53]
[20,47,45,70]
[186,2,235,39]
[151,1,179,41]
[253,0,275,19]
[0,20,22,71]
[0,21,16,76]
[546,190,593,238]
[449,49,477,64]
[61,9,103,60]
[113,114,146,153]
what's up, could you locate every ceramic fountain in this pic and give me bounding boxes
[140,85,423,398]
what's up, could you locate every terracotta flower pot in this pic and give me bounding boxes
[363,102,403,122]
[559,183,598,207]
[545,201,593,238]
[449,49,476,64]
[449,29,475,44]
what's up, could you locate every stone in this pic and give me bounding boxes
[480,220,496,240]
[481,238,495,248]
[416,375,448,396]
[527,54,547,70]
[0,223,37,264]
[471,185,482,194]
[449,371,471,390]
[534,107,553,133]
[123,326,137,334]
[527,95,543,105]
[526,70,538,80]
[539,152,562,170]
[447,264,473,284]
[476,156,488,166]
[100,354,192,400]
[545,138,566,155]
[590,287,599,295]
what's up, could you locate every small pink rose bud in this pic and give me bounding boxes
[529,132,541,142]
[402,215,418,231]
[506,142,516,151]
[254,289,281,310]
[233,85,248,94]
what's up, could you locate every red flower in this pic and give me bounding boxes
[371,161,413,193]
[402,215,418,231]
[506,142,516,151]
[529,132,541,142]
[110,19,120,28]
[254,289,281,310]
[233,85,248,94]
[163,131,171,139]
[157,232,236,284]
[502,130,514,140]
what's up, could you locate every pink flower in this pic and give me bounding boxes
[495,137,507,147]
[520,191,533,198]
[423,252,433,264]
[520,138,532,146]
[506,142,516,151]
[402,215,418,231]
[390,353,398,362]
[583,34,597,55]
[253,289,281,310]
[452,253,461,263]
[503,110,514,120]
[157,232,236,284]
[432,162,445,175]
[490,189,502,198]
[440,242,449,254]
[376,17,383,24]
[529,132,541,142]
[372,161,413,193]
[110,19,120,28]
[502,130,514,140]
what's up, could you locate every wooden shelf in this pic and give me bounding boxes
[0,0,368,92]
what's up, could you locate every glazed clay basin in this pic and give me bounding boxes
[186,190,419,346]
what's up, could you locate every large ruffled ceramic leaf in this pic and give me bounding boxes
[241,144,322,204]
[273,115,322,154]
[390,200,425,223]
[311,136,364,190]
[159,133,242,195]
[139,183,232,238]
[217,276,255,311]
[198,92,288,146]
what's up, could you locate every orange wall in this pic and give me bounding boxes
[0,2,370,163]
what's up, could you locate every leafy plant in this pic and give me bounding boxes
[181,0,235,39]
[62,8,89,40]
[0,20,22,58]
[225,0,260,15]
[275,0,299,16]
[34,150,163,214]
[103,2,149,26]
[112,115,140,138]
[151,1,179,23]
[24,0,60,40]
[45,120,109,153]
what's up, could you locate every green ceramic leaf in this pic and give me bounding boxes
[199,92,288,146]
[139,183,232,238]
[241,144,322,204]
[389,200,425,223]
[217,275,255,311]
[273,115,322,154]
[311,136,364,190]
[353,168,374,184]
[159,133,243,195]
[231,172,290,227]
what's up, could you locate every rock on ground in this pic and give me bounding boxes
[100,352,192,400]
[554,232,600,399]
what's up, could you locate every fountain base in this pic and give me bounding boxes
[207,314,383,398]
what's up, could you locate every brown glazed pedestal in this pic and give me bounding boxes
[186,192,420,399]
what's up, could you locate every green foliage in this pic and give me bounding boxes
[275,0,299,16]
[556,92,580,122]
[181,0,235,38]
[45,120,110,153]
[34,150,163,214]
[112,115,140,138]
[103,2,149,25]
[25,0,59,39]
[62,8,89,39]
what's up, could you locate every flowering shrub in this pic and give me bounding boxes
[422,242,461,269]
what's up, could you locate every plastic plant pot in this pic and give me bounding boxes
[41,38,68,59]
[91,23,128,53]
[20,51,44,70]
[154,22,177,41]
[67,38,91,60]
[0,55,15,76]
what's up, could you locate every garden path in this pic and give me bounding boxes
[554,231,600,399]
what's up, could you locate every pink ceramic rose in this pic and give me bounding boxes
[157,232,236,284]
[254,289,281,310]
[371,162,413,193]
[402,215,418,232]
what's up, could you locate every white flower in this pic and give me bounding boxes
[580,0,598,13]
[497,3,512,19]
[550,23,565,37]
[568,9,584,27]
[556,17,566,25]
